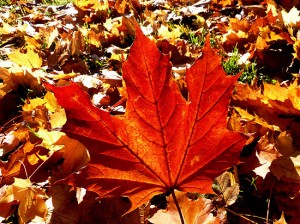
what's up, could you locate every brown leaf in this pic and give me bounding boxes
[0,130,20,157]
[38,26,59,49]
[49,185,140,224]
[273,181,300,223]
[253,133,282,178]
[215,172,240,206]
[1,144,26,185]
[270,152,300,181]
[149,191,219,224]
[223,183,239,206]
[70,31,85,56]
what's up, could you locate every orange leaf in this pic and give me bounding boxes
[1,178,48,223]
[274,212,288,224]
[232,82,300,131]
[0,185,18,219]
[45,24,246,211]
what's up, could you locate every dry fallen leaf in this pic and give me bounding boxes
[1,0,300,223]
[270,152,300,181]
[22,92,66,129]
[149,191,219,224]
[253,133,282,179]
[0,178,48,224]
[0,184,18,219]
[8,48,42,69]
[73,0,109,11]
[215,171,240,206]
[273,212,288,224]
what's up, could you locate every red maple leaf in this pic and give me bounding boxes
[45,24,246,211]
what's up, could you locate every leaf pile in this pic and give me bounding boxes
[1,0,300,223]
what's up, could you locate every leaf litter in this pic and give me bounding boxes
[1,0,300,223]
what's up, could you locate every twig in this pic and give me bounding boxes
[171,189,185,224]
[243,213,271,222]
[225,207,258,224]
[266,179,276,224]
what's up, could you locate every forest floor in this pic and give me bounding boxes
[1,0,300,223]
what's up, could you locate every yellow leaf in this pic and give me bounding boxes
[47,72,78,80]
[22,92,67,128]
[274,212,288,224]
[5,64,43,92]
[103,18,113,31]
[234,107,279,131]
[11,178,48,224]
[44,92,67,128]
[22,98,45,111]
[44,92,60,112]
[27,152,46,165]
[157,24,182,41]
[234,82,300,116]
[36,129,65,152]
[0,22,16,34]
[49,109,67,129]
[8,48,42,69]
[0,185,14,204]
[87,30,102,48]
[24,36,41,50]
[74,0,109,11]
[288,81,300,110]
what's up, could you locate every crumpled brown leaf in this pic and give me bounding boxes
[149,191,220,224]
[215,171,240,206]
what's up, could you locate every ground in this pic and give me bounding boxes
[1,0,300,223]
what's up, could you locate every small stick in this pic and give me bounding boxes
[266,180,276,224]
[225,207,258,224]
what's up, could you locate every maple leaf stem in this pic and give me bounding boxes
[171,189,185,224]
